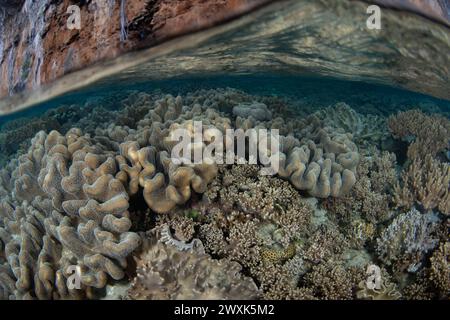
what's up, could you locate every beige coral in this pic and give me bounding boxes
[429,242,450,296]
[0,129,141,300]
[303,262,363,300]
[388,109,449,159]
[315,102,388,148]
[323,151,398,226]
[127,230,260,300]
[394,155,450,215]
[90,90,361,209]
[277,128,359,198]
[141,151,218,214]
[5,87,445,301]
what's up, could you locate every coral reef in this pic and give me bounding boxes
[0,88,448,300]
[126,229,260,300]
[195,164,318,298]
[316,102,388,148]
[388,109,450,159]
[233,102,273,121]
[376,208,440,274]
[0,129,141,299]
[429,242,450,296]
[393,155,450,215]
[323,151,397,227]
[302,262,365,300]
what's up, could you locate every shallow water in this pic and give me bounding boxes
[0,0,449,301]
[1,0,450,114]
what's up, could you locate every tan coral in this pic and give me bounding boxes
[277,129,359,198]
[127,230,260,300]
[115,142,157,195]
[388,109,450,159]
[0,129,141,300]
[394,155,450,215]
[303,263,362,300]
[230,100,361,198]
[315,102,388,147]
[141,121,219,214]
[141,151,218,214]
[429,242,450,295]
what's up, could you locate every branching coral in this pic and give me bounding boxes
[203,164,312,246]
[195,164,317,298]
[388,109,450,159]
[301,262,364,300]
[376,208,440,273]
[303,225,348,264]
[394,155,450,215]
[429,242,450,296]
[323,151,398,235]
[388,110,449,215]
[255,256,313,300]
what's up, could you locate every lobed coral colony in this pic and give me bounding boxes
[0,88,448,300]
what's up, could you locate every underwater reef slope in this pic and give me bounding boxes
[0,88,448,300]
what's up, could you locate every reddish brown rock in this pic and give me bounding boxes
[0,0,270,101]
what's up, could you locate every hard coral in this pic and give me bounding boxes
[197,164,315,298]
[429,242,450,297]
[388,109,450,159]
[394,155,450,215]
[376,208,440,273]
[203,164,312,246]
[302,262,364,300]
[323,151,397,227]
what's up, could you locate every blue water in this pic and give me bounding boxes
[1,74,449,129]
